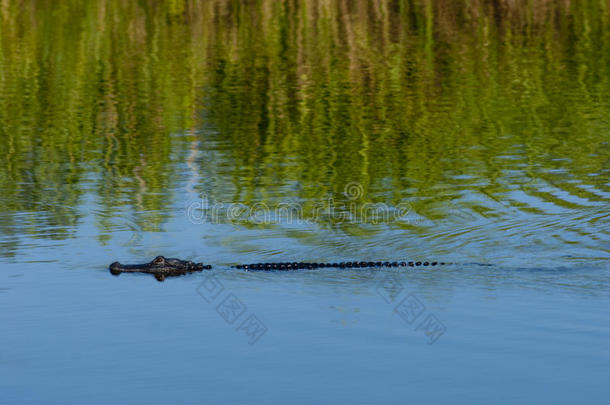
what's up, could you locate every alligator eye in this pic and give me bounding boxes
[153,256,165,264]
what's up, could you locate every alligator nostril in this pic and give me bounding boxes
[109,262,122,275]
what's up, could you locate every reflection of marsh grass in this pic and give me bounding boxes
[0,0,608,246]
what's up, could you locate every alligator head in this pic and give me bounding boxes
[109,256,210,281]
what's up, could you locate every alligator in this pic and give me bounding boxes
[109,256,212,282]
[109,257,449,281]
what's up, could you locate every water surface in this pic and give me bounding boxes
[1,1,609,403]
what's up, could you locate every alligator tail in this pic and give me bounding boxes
[233,261,451,271]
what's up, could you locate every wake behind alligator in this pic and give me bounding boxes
[109,256,461,282]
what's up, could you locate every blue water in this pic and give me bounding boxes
[1,130,608,402]
[1,201,609,403]
[2,1,610,402]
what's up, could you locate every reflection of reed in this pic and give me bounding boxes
[0,0,608,252]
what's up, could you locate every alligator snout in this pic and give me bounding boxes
[109,261,122,275]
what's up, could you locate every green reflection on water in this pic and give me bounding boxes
[0,0,608,258]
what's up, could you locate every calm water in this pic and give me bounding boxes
[1,1,609,403]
